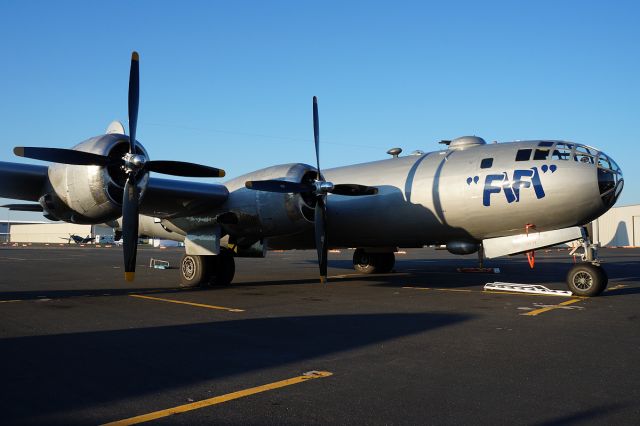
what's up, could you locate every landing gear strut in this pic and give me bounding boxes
[566,238,608,297]
[180,248,235,287]
[353,248,395,274]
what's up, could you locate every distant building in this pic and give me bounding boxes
[0,220,50,243]
[0,221,10,243]
[1,221,114,244]
[593,204,640,248]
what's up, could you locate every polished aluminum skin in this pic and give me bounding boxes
[0,135,623,254]
[44,134,149,224]
[321,139,622,248]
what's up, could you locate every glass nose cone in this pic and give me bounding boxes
[597,152,623,207]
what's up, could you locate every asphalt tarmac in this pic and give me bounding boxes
[0,245,638,425]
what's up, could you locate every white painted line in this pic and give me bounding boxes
[485,282,573,297]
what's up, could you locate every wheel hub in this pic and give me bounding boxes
[573,271,593,290]
[182,257,196,280]
[356,252,371,267]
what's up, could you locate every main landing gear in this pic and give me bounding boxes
[352,248,395,274]
[180,248,235,287]
[566,238,608,297]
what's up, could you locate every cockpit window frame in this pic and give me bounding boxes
[574,145,595,164]
[533,149,550,160]
[551,142,573,161]
[515,149,532,162]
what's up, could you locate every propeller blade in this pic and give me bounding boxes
[122,177,140,282]
[331,184,378,196]
[245,180,314,193]
[128,51,140,153]
[146,160,226,178]
[313,96,321,180]
[13,147,111,166]
[314,196,328,283]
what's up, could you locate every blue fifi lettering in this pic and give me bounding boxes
[482,167,546,206]
[483,174,504,207]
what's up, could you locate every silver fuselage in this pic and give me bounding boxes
[215,139,622,250]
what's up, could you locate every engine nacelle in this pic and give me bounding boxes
[42,134,149,224]
[222,163,318,240]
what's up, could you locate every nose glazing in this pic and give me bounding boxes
[596,151,623,207]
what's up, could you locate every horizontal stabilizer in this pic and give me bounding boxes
[0,203,43,212]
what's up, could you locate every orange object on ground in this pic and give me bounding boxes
[526,251,535,268]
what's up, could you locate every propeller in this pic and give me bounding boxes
[13,51,226,281]
[245,96,378,283]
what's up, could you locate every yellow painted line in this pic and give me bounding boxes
[329,272,410,279]
[0,299,21,303]
[328,273,362,279]
[403,286,472,293]
[129,294,244,312]
[607,284,627,291]
[102,371,333,426]
[521,298,583,316]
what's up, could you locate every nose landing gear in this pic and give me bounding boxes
[566,238,608,297]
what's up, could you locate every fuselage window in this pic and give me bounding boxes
[574,145,595,164]
[480,158,493,169]
[533,149,550,160]
[552,143,573,160]
[515,149,532,161]
[538,141,554,147]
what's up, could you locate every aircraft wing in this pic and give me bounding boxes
[140,177,229,218]
[0,161,229,218]
[0,161,48,201]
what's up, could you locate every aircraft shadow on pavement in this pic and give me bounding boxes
[2,255,637,298]
[0,312,470,422]
[533,403,629,426]
[295,257,640,290]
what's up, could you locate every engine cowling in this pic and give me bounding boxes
[42,134,149,224]
[222,163,318,240]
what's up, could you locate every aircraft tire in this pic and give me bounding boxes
[207,249,235,286]
[180,254,209,287]
[376,252,395,273]
[353,249,395,274]
[353,249,376,273]
[566,263,608,297]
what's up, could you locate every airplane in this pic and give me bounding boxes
[0,52,624,297]
[60,234,94,244]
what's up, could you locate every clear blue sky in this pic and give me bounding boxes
[1,0,638,222]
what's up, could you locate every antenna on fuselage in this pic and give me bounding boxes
[386,148,402,158]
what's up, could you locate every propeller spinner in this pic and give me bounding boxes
[13,51,226,281]
[245,96,378,283]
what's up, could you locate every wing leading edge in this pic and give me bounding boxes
[0,161,228,219]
